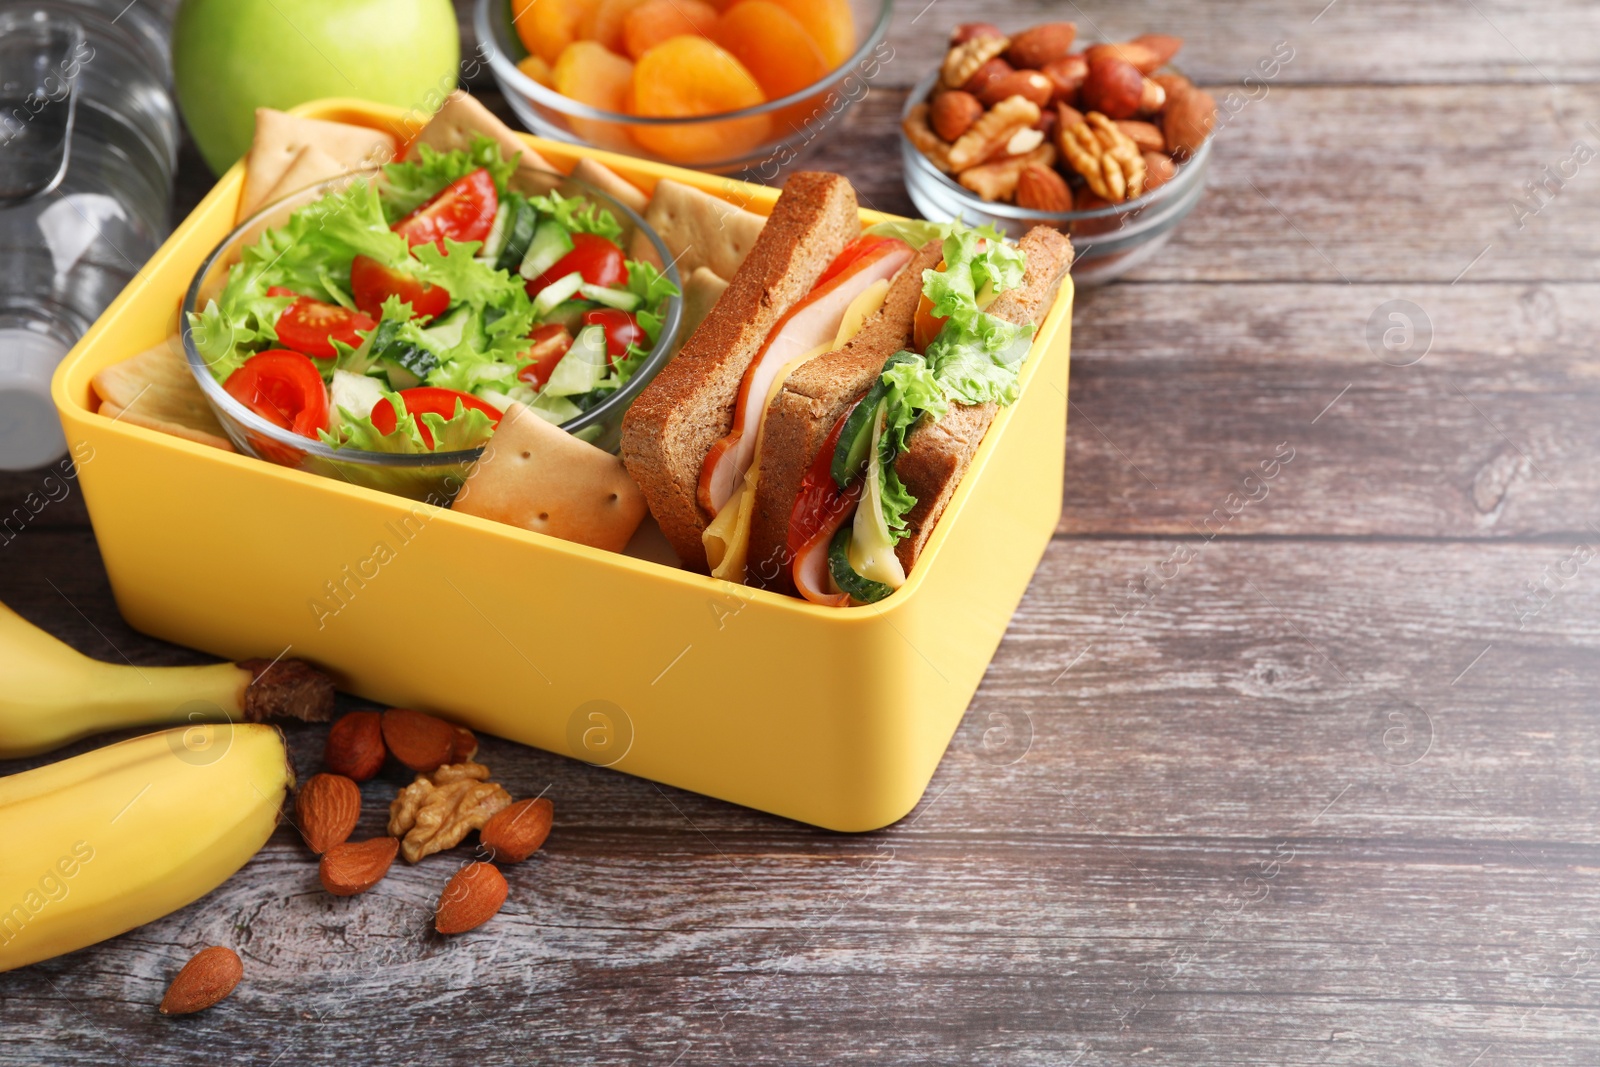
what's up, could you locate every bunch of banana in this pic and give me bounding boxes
[0,723,292,972]
[0,600,333,758]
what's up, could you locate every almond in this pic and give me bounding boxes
[450,725,479,763]
[381,708,455,773]
[1040,54,1087,105]
[479,798,553,864]
[1015,164,1072,212]
[1162,85,1217,160]
[435,861,508,935]
[324,710,385,781]
[949,22,1002,45]
[296,772,361,854]
[930,90,984,142]
[962,56,1013,97]
[320,836,399,896]
[1131,33,1184,69]
[1143,151,1178,192]
[1079,58,1144,120]
[1117,119,1165,153]
[159,946,242,1015]
[1085,41,1163,75]
[1057,102,1086,130]
[1005,22,1076,69]
[978,70,1054,109]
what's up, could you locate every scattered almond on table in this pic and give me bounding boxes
[904,21,1217,215]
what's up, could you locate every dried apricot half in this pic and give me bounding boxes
[766,0,855,68]
[630,36,771,162]
[582,0,650,53]
[514,0,595,65]
[713,1,828,102]
[622,0,719,61]
[554,41,636,149]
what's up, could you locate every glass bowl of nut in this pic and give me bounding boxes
[900,22,1217,286]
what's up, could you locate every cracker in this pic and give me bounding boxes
[570,158,648,215]
[680,266,729,339]
[453,402,647,552]
[631,179,767,280]
[92,336,235,452]
[258,145,346,209]
[240,109,397,221]
[411,91,556,191]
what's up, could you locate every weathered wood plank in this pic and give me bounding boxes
[1062,281,1600,537]
[2,532,1597,1064]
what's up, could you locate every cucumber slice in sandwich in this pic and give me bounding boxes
[832,351,919,488]
[828,525,894,605]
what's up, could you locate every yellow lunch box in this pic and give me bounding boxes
[50,99,1074,832]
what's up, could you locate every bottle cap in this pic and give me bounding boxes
[0,327,70,471]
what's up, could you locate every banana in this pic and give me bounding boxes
[0,723,292,973]
[0,600,333,758]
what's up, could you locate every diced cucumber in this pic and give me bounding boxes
[532,271,586,317]
[579,283,641,312]
[422,305,473,350]
[828,526,894,605]
[367,319,438,387]
[541,324,610,397]
[330,370,386,423]
[477,200,511,263]
[539,299,595,331]
[519,218,575,281]
[494,196,539,274]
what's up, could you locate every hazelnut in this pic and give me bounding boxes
[1080,57,1144,120]
[1139,78,1167,114]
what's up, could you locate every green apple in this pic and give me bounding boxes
[173,0,461,173]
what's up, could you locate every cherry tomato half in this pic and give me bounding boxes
[223,349,329,439]
[815,235,908,289]
[370,387,503,450]
[581,308,645,364]
[526,232,627,294]
[270,290,376,359]
[517,323,574,389]
[350,254,450,322]
[392,168,499,252]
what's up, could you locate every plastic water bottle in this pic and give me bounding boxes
[0,0,178,471]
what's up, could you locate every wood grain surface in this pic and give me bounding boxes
[3,1,1598,1064]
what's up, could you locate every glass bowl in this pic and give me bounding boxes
[898,69,1213,286]
[475,0,894,177]
[181,166,682,502]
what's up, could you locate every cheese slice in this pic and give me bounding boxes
[704,279,891,582]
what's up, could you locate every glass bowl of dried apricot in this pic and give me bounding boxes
[477,0,894,175]
[900,23,1220,285]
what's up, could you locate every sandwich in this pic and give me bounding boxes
[622,171,1073,604]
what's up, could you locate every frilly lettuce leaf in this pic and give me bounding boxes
[381,135,517,220]
[530,189,624,242]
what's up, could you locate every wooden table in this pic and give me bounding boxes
[4,1,1598,1062]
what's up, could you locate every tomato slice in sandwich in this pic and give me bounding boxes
[788,405,862,607]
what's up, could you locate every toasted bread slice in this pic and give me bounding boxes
[744,238,945,591]
[621,172,860,570]
[892,225,1074,570]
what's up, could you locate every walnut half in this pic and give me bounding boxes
[387,761,512,863]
